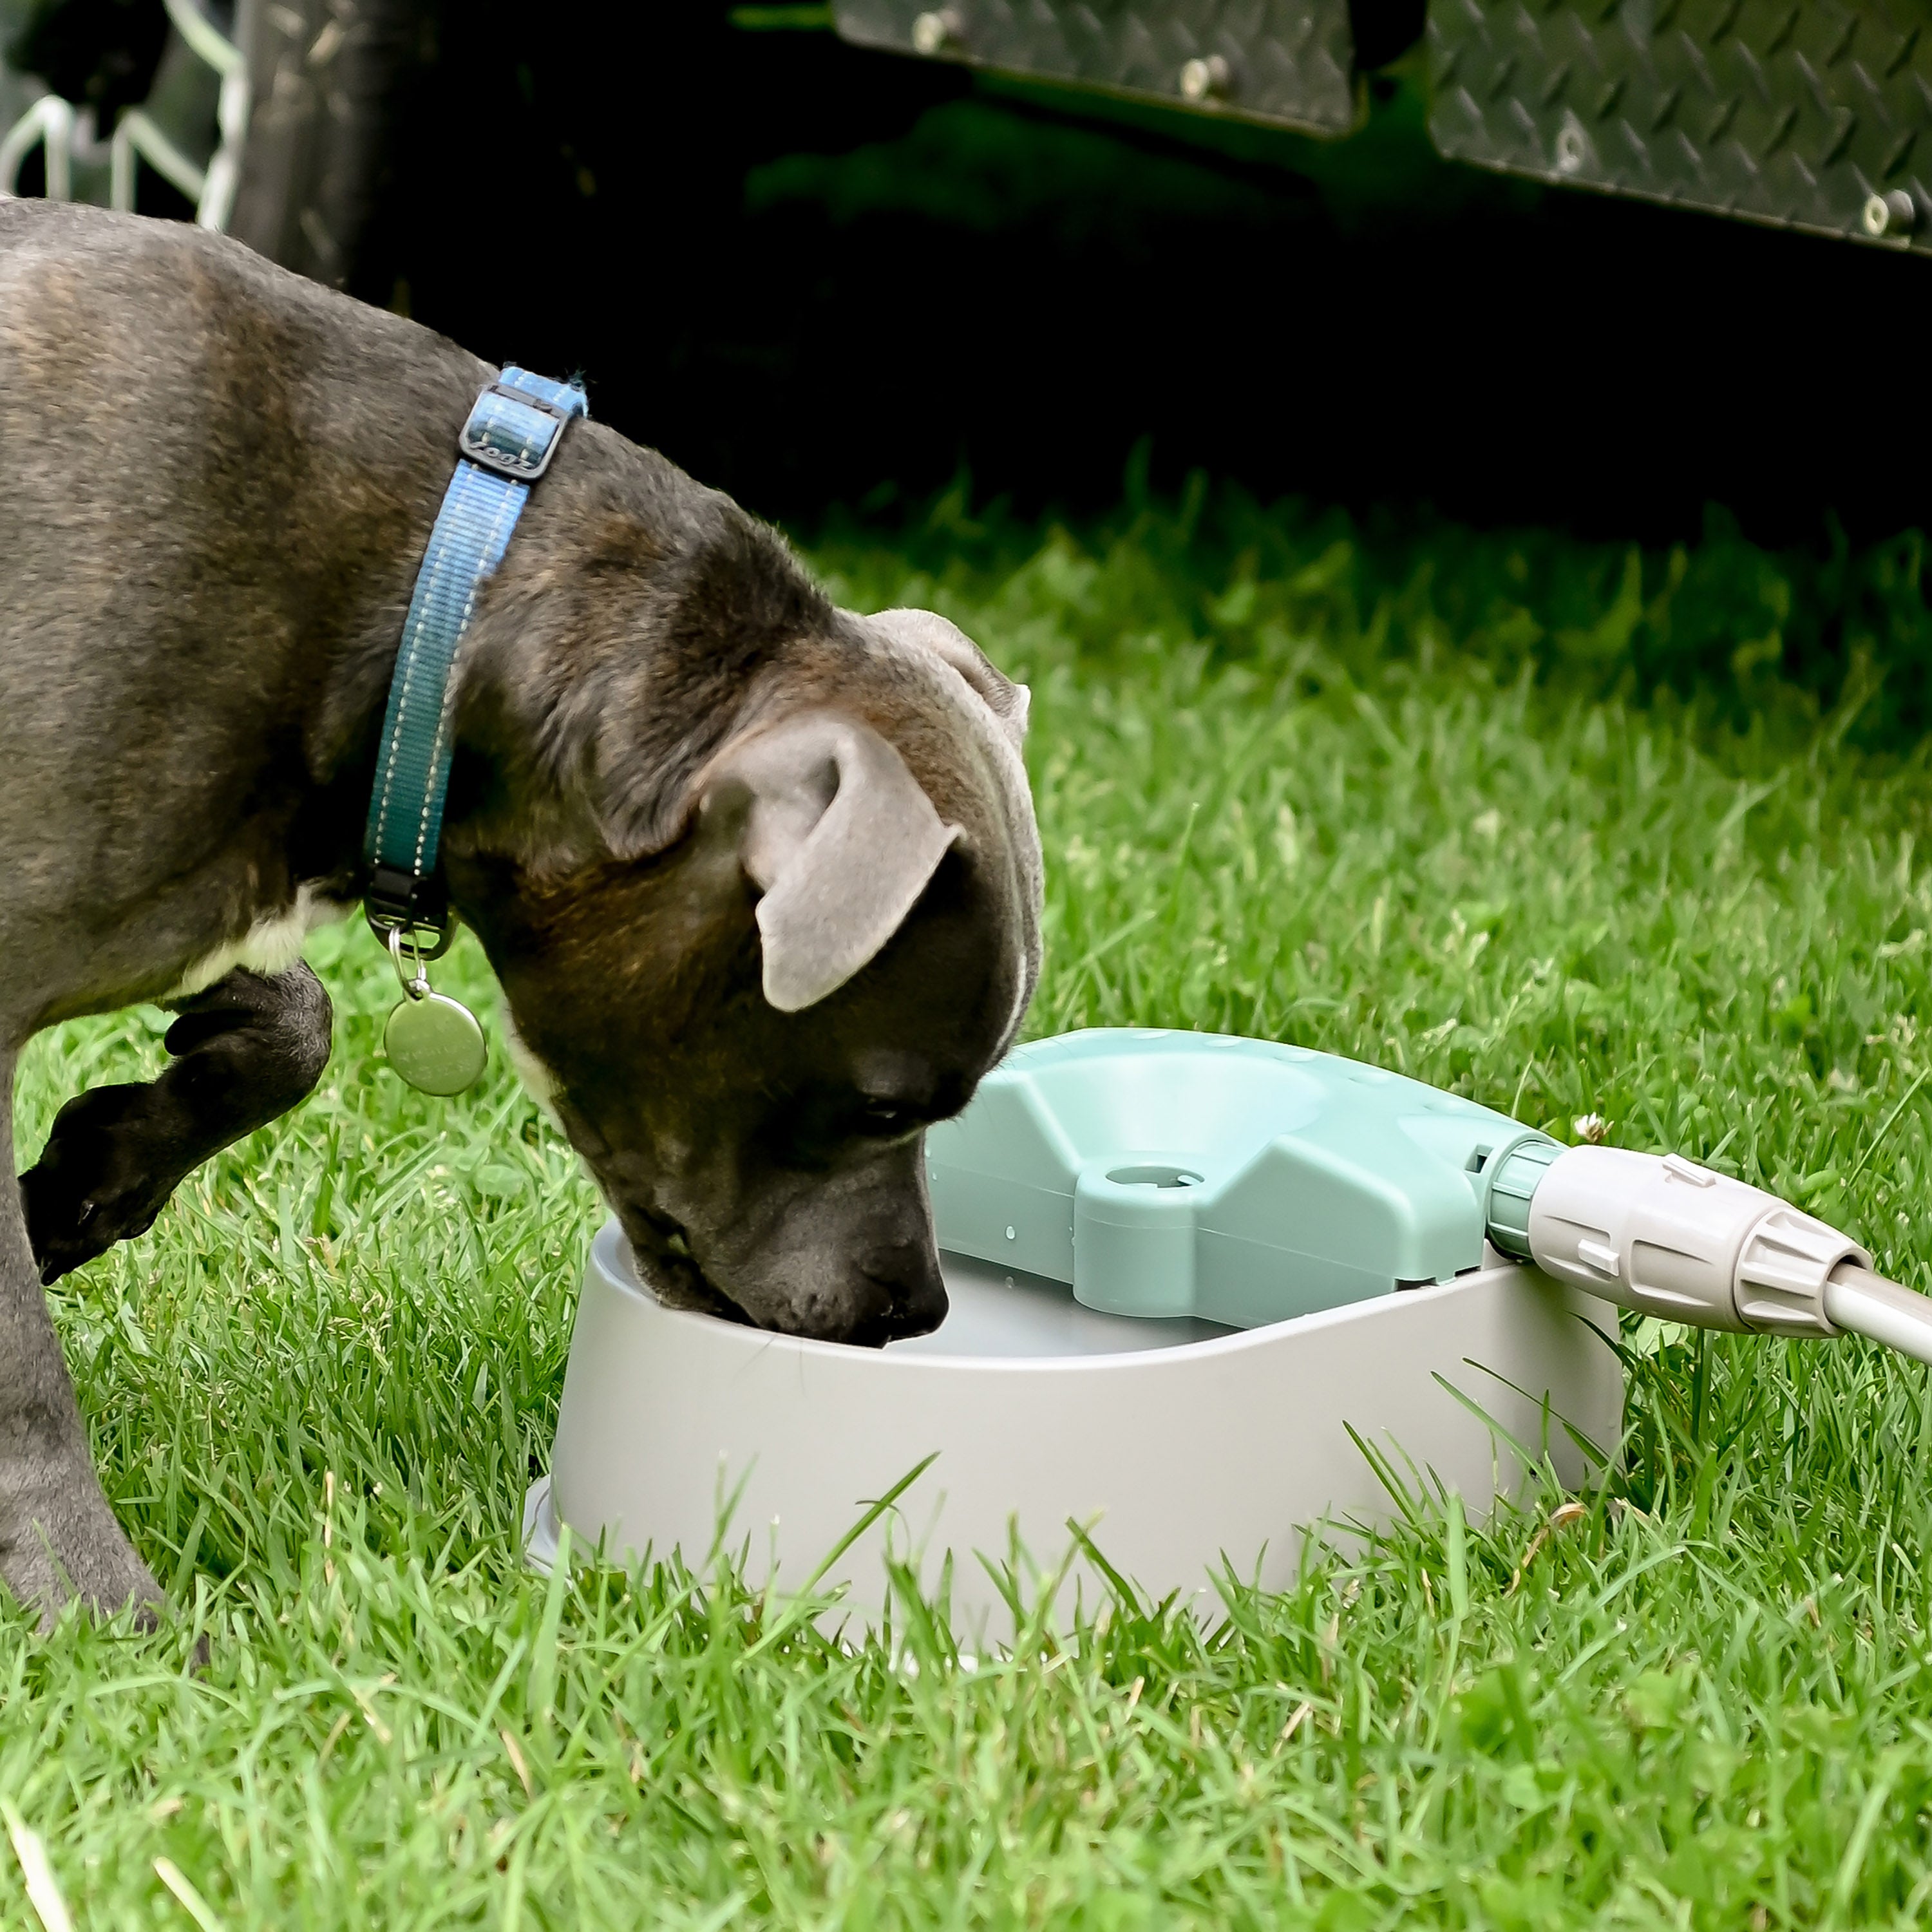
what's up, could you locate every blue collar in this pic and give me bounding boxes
[363,366,588,947]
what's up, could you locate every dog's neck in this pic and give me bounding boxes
[251,424,837,985]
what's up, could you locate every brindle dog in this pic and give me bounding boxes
[0,200,1042,1624]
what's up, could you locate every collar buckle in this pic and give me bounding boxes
[365,863,455,959]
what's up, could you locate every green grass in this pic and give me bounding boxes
[10,489,1932,1927]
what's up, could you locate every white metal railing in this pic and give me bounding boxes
[0,91,73,200]
[1,0,252,231]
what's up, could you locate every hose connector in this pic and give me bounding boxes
[1519,1145,1869,1338]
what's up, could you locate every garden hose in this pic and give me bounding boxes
[1483,1140,1932,1367]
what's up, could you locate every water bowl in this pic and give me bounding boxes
[525,1032,1623,1640]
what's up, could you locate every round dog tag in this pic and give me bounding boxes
[384,992,487,1095]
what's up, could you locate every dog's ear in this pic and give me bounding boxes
[700,713,961,1012]
[866,608,1030,750]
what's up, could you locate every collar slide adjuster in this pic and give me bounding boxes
[457,375,587,482]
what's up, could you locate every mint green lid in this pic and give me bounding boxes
[926,1028,1551,1329]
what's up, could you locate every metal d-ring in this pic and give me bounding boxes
[388,925,435,1001]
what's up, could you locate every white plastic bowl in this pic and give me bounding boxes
[524,1220,1624,1641]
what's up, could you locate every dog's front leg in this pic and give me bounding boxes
[21,965,334,1285]
[0,1047,166,1622]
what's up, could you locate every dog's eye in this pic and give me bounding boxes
[857,1101,913,1138]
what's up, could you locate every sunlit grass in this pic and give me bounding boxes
[8,492,1932,1926]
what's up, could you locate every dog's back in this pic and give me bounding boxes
[0,202,483,1024]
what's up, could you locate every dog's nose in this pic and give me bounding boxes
[857,1240,949,1344]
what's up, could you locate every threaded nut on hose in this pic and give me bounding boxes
[1485,1135,1564,1262]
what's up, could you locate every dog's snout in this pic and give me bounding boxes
[856,1239,949,1345]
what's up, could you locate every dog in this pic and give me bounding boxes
[0,198,1043,1623]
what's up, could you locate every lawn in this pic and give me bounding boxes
[8,487,1932,1927]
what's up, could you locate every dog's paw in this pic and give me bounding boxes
[19,1083,184,1284]
[0,1472,167,1633]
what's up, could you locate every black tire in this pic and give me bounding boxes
[229,0,428,290]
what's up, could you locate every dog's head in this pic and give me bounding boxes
[446,529,1041,1347]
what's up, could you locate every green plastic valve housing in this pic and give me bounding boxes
[925,1029,1553,1329]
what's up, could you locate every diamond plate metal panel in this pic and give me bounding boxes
[1428,0,1932,252]
[833,0,1360,137]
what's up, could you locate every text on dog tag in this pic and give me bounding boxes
[384,991,487,1096]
